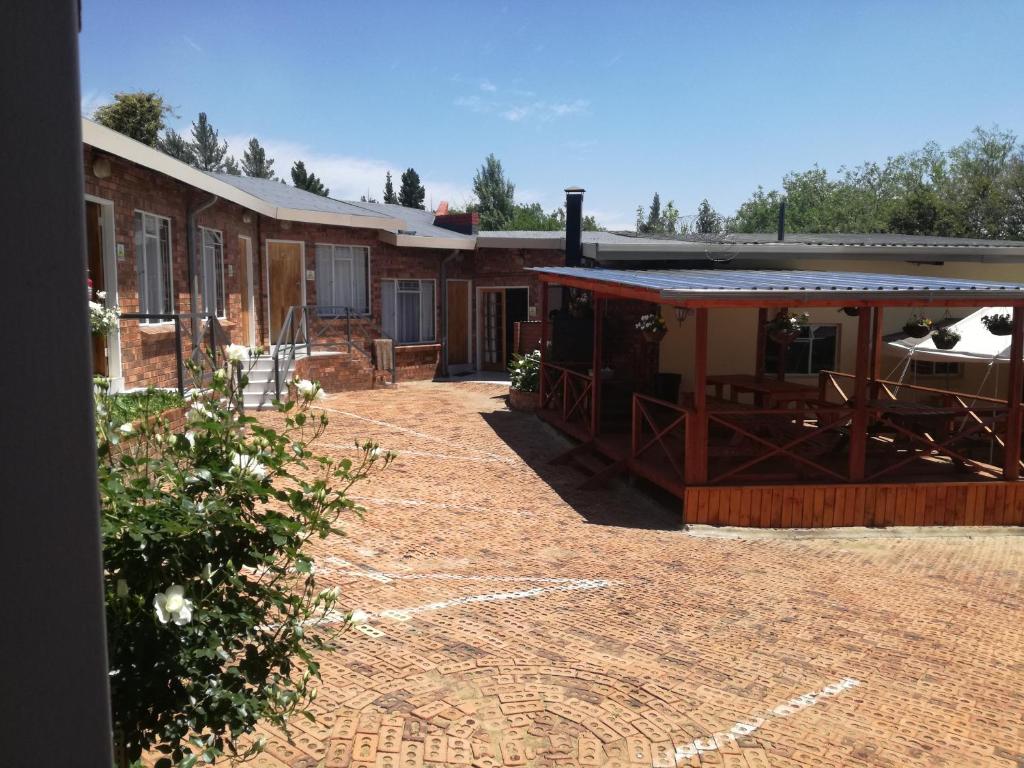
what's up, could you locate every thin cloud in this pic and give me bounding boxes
[81,89,109,117]
[500,99,589,122]
[183,36,202,52]
[479,80,497,92]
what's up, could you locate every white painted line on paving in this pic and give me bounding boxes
[319,406,515,463]
[321,443,520,466]
[674,677,862,761]
[318,576,612,627]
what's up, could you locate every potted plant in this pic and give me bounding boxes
[635,313,668,343]
[89,288,120,336]
[568,289,592,318]
[508,349,541,411]
[981,313,1013,336]
[933,326,961,350]
[766,311,809,345]
[902,314,933,339]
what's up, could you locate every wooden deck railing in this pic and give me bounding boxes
[540,362,594,437]
[631,394,687,490]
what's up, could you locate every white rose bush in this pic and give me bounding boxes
[95,349,394,767]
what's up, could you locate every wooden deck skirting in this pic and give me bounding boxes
[684,482,1024,528]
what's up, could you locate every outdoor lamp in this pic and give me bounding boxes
[674,307,691,325]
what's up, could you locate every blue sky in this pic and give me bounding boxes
[80,0,1024,229]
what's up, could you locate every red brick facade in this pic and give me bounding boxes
[82,146,567,391]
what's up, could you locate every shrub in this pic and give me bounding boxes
[981,313,1013,336]
[509,349,541,392]
[106,388,186,425]
[95,350,393,767]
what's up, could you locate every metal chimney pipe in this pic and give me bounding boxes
[777,200,786,242]
[564,186,585,266]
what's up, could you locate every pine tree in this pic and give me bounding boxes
[695,199,722,234]
[383,172,397,204]
[223,155,241,176]
[398,168,426,209]
[644,193,662,233]
[241,138,275,179]
[158,128,196,165]
[291,160,329,196]
[189,112,229,171]
[93,91,171,147]
[472,154,516,229]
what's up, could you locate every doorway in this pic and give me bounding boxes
[479,287,529,371]
[237,235,256,345]
[266,240,304,344]
[446,279,471,373]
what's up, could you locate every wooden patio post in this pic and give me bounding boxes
[754,308,767,381]
[848,308,872,482]
[1003,306,1024,480]
[869,306,884,399]
[591,296,603,437]
[539,282,549,406]
[685,308,709,484]
[776,306,788,381]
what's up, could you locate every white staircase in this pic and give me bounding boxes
[242,348,304,410]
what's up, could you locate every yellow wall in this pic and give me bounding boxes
[655,257,1020,401]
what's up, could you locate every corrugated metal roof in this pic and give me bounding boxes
[530,266,1024,301]
[207,173,396,219]
[607,231,1024,248]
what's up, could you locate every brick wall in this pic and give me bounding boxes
[84,147,258,390]
[293,353,376,393]
[396,344,441,380]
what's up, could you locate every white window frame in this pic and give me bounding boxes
[766,323,839,375]
[199,227,226,319]
[133,210,173,323]
[315,243,371,316]
[380,278,436,344]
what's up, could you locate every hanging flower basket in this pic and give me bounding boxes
[933,327,961,350]
[840,307,860,317]
[635,313,667,343]
[981,313,1013,336]
[568,289,592,318]
[902,315,933,339]
[766,311,808,345]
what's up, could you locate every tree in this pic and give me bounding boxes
[291,161,329,196]
[472,154,515,229]
[241,138,275,179]
[636,193,680,234]
[695,199,722,234]
[189,112,229,172]
[398,168,426,209]
[382,172,397,204]
[223,155,241,176]
[93,91,172,147]
[158,129,196,165]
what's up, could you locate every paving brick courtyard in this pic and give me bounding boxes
[251,381,1024,768]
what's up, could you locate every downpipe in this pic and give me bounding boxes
[439,249,462,377]
[186,193,219,353]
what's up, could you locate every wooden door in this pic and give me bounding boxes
[447,281,470,368]
[480,288,506,371]
[237,236,253,344]
[268,241,303,342]
[86,201,107,375]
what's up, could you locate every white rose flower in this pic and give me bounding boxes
[349,609,369,624]
[230,452,268,480]
[225,344,249,364]
[184,431,196,449]
[186,401,212,423]
[118,422,135,436]
[294,379,325,401]
[96,290,107,301]
[153,585,194,625]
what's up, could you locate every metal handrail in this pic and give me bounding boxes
[119,311,224,395]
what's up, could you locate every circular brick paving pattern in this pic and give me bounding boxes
[240,382,1023,768]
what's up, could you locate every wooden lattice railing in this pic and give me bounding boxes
[631,394,687,488]
[540,363,593,434]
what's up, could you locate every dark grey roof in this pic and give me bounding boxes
[530,266,1024,302]
[207,173,399,219]
[348,201,474,240]
[608,231,1024,248]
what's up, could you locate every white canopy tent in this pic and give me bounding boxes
[887,307,1016,362]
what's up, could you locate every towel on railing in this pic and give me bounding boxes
[373,338,394,371]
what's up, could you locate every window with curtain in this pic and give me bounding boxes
[380,279,435,343]
[200,228,225,318]
[765,324,839,375]
[315,244,369,315]
[134,210,173,321]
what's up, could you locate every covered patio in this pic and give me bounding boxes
[533,267,1024,527]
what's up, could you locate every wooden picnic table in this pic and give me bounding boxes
[706,374,819,408]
